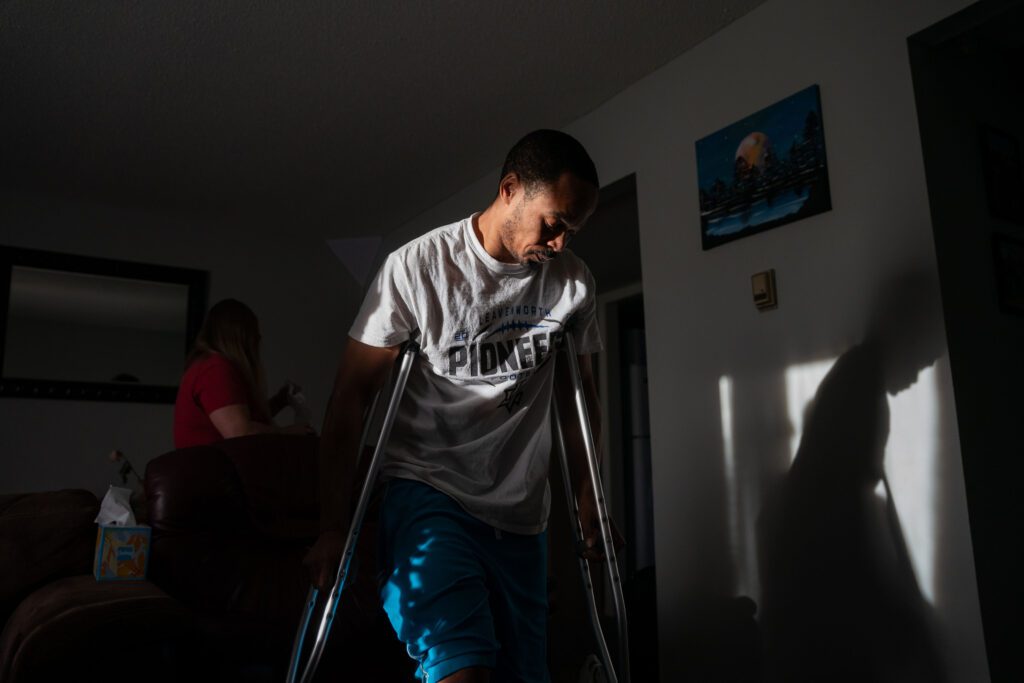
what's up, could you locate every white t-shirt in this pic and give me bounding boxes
[349,214,602,534]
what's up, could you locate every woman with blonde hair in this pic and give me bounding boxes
[173,299,311,448]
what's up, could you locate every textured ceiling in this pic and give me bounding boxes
[1,0,765,235]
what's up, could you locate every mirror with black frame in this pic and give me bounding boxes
[0,247,208,403]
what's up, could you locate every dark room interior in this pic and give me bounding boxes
[2,1,1021,681]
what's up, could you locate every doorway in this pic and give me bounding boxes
[547,173,659,681]
[909,2,1024,680]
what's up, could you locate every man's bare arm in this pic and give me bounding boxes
[306,337,399,588]
[553,350,625,560]
[553,351,602,494]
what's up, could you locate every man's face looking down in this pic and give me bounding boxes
[498,172,599,266]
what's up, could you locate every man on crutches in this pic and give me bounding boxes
[306,130,623,683]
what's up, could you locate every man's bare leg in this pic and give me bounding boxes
[441,667,491,682]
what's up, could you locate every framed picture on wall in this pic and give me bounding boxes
[696,84,832,250]
[993,233,1024,315]
[980,125,1024,226]
[0,246,208,403]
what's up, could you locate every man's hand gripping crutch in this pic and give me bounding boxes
[552,339,626,563]
[552,331,630,683]
[291,337,416,683]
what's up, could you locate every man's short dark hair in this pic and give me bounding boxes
[499,129,599,195]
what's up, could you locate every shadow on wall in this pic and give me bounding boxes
[756,271,948,682]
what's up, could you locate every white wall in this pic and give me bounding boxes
[0,190,362,496]
[384,0,988,680]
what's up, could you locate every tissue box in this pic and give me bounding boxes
[94,524,151,581]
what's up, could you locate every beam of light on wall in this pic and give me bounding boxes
[884,365,938,604]
[719,374,761,598]
[718,375,742,594]
[784,359,836,462]
[718,375,768,599]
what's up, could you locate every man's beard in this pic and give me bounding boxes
[501,216,555,267]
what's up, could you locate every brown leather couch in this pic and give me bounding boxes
[144,433,410,681]
[0,489,192,683]
[0,434,409,683]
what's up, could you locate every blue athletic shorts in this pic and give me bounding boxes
[377,478,549,683]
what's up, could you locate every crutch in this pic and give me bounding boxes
[286,340,419,683]
[552,332,631,683]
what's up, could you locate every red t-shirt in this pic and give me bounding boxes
[173,353,267,449]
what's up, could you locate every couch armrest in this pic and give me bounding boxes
[0,490,98,626]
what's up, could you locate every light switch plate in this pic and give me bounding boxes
[752,269,777,310]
